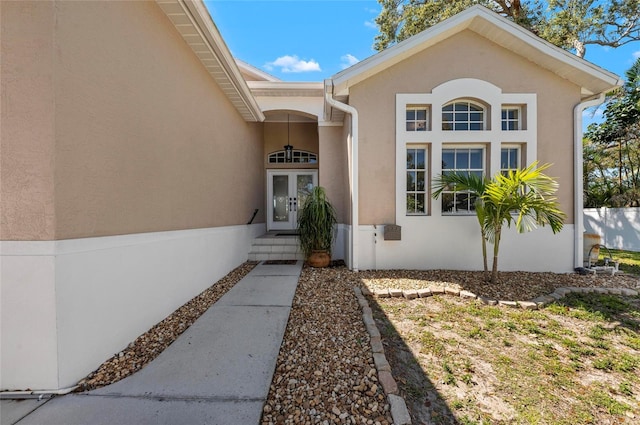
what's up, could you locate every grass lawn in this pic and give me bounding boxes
[372,292,640,424]
[608,249,640,276]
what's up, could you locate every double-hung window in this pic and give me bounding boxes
[441,147,484,214]
[406,147,427,214]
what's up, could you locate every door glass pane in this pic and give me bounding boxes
[297,174,314,211]
[273,175,289,222]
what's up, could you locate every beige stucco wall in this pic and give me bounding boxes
[349,30,580,225]
[263,121,318,169]
[1,1,264,241]
[318,125,348,223]
[1,1,57,240]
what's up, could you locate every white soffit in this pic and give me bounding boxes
[155,0,264,122]
[247,81,324,97]
[331,5,622,98]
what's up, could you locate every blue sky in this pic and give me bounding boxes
[205,0,640,123]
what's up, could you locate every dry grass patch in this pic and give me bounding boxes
[372,292,640,424]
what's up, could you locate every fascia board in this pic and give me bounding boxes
[331,5,622,97]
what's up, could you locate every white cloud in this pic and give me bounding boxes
[633,50,640,59]
[340,54,360,69]
[364,19,377,30]
[264,55,321,73]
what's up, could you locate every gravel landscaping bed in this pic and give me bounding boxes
[261,265,394,425]
[76,262,257,391]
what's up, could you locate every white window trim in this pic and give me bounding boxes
[396,79,537,224]
[406,145,429,215]
[501,105,522,131]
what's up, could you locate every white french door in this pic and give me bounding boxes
[267,170,318,231]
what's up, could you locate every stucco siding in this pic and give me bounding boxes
[2,1,264,241]
[264,122,319,169]
[318,125,347,223]
[1,1,57,240]
[350,30,581,225]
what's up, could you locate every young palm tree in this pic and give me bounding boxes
[432,172,491,278]
[433,162,566,284]
[483,162,566,283]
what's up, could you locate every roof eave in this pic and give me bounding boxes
[156,0,264,122]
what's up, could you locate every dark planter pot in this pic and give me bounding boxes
[307,250,331,268]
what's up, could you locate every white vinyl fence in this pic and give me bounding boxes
[584,208,640,252]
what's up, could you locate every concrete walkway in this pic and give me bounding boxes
[4,261,302,425]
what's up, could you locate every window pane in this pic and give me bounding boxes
[442,112,453,121]
[406,194,415,214]
[455,112,467,121]
[456,150,469,169]
[416,110,426,120]
[442,151,455,169]
[469,149,482,169]
[501,110,507,120]
[416,194,425,213]
[442,193,454,212]
[406,122,415,131]
[407,150,415,169]
[502,121,508,131]
[416,171,425,191]
[509,150,518,169]
[407,171,416,191]
[469,104,482,112]
[443,104,453,112]
[454,103,468,111]
[416,150,425,169]
[469,122,483,131]
[501,149,508,169]
[406,110,416,120]
[470,112,483,122]
[455,122,468,131]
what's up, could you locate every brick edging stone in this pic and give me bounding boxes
[366,286,639,310]
[353,287,412,425]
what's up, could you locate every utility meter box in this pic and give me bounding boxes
[384,224,401,241]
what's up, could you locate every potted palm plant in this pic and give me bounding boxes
[297,186,337,267]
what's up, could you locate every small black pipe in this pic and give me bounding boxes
[247,209,259,225]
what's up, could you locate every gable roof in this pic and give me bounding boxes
[156,0,264,122]
[330,5,622,99]
[236,59,281,82]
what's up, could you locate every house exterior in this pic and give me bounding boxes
[0,1,620,391]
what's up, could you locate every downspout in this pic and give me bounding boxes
[573,93,605,269]
[325,82,359,272]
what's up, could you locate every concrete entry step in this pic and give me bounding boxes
[248,233,304,261]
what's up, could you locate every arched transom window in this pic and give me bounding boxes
[442,101,485,131]
[268,150,317,164]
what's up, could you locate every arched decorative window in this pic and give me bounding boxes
[268,150,317,164]
[442,101,486,131]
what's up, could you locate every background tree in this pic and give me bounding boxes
[374,0,640,57]
[374,0,541,51]
[584,58,640,207]
[540,0,640,57]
